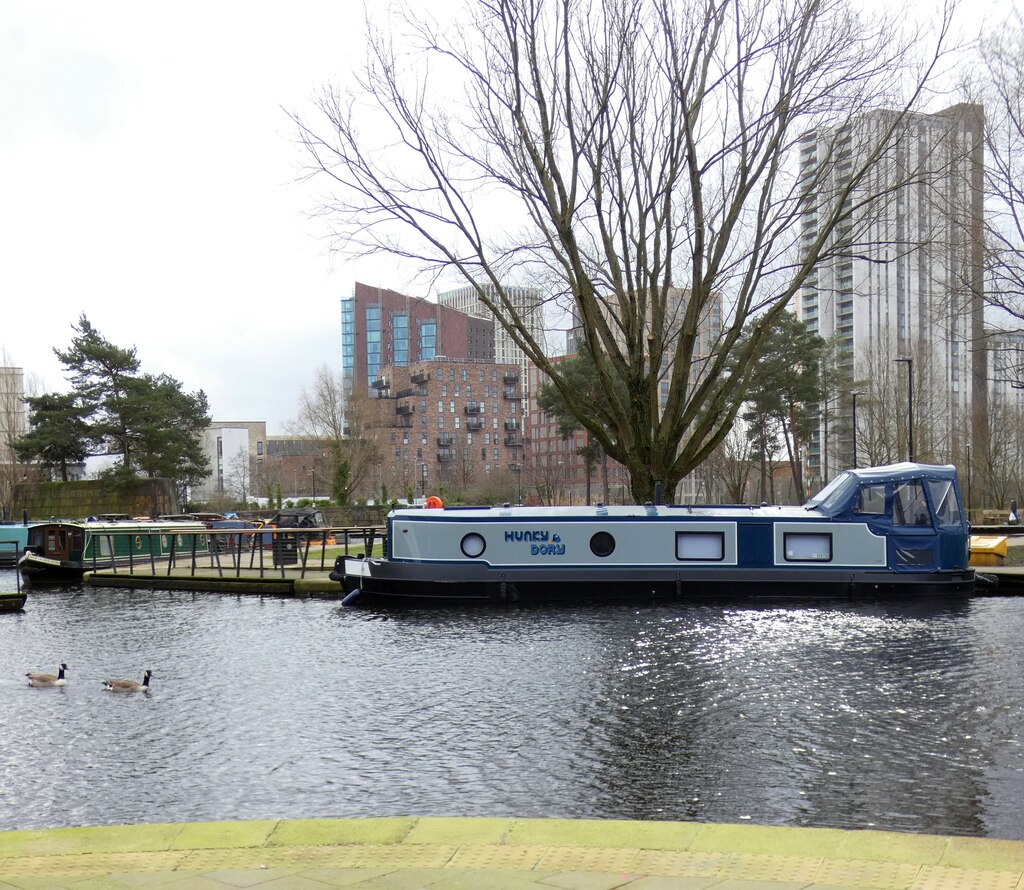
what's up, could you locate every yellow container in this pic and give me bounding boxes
[969,535,1008,567]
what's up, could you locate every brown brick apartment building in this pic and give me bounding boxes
[371,358,525,501]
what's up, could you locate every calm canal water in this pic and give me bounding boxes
[1,568,1023,840]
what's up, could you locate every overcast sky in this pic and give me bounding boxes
[1,1,1012,436]
[0,2,433,433]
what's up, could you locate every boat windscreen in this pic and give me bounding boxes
[803,471,858,514]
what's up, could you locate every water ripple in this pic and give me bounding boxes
[1,573,1023,838]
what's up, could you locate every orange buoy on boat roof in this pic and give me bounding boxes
[425,496,444,509]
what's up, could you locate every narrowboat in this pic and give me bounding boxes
[0,591,27,613]
[332,463,975,603]
[0,524,29,568]
[19,518,210,582]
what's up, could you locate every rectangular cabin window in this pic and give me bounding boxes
[783,532,832,562]
[894,481,930,526]
[927,480,962,527]
[855,484,886,515]
[676,531,724,561]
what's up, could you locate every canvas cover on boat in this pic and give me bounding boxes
[804,463,969,572]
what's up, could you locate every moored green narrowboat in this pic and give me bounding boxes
[19,519,209,581]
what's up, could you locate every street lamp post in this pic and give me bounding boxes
[421,463,427,499]
[894,357,914,462]
[851,391,862,468]
[966,443,972,521]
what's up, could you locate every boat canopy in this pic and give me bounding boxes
[804,463,966,530]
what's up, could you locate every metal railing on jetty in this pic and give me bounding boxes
[1,540,22,596]
[86,525,386,581]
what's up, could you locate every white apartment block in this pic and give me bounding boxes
[193,421,268,502]
[0,367,26,463]
[796,103,986,474]
[437,282,546,386]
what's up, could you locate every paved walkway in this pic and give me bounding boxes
[1,817,1022,889]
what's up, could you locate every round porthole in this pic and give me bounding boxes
[134,535,143,549]
[590,531,615,557]
[460,533,486,558]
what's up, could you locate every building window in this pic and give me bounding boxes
[418,320,436,361]
[256,441,263,456]
[393,313,409,366]
[441,384,447,397]
[365,305,382,381]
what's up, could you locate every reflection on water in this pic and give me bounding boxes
[1,569,1023,838]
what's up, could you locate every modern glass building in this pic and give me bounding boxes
[340,283,495,391]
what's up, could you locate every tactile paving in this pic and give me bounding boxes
[447,844,546,870]
[536,844,640,873]
[630,849,730,877]
[816,857,923,889]
[912,864,1023,890]
[718,853,823,883]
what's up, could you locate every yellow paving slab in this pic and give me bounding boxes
[0,817,1021,889]
[506,817,704,850]
[266,817,416,847]
[169,820,278,851]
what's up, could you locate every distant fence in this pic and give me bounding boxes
[81,525,387,581]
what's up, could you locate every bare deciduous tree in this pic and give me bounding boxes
[974,13,1024,330]
[293,366,382,503]
[293,0,952,501]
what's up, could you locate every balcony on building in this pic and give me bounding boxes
[466,418,485,431]
[464,402,485,415]
[371,376,389,391]
[394,387,427,399]
[437,448,454,462]
[410,370,429,385]
[504,419,519,431]
[503,370,519,383]
[395,402,415,416]
[503,388,520,400]
[504,434,522,447]
[437,434,455,447]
